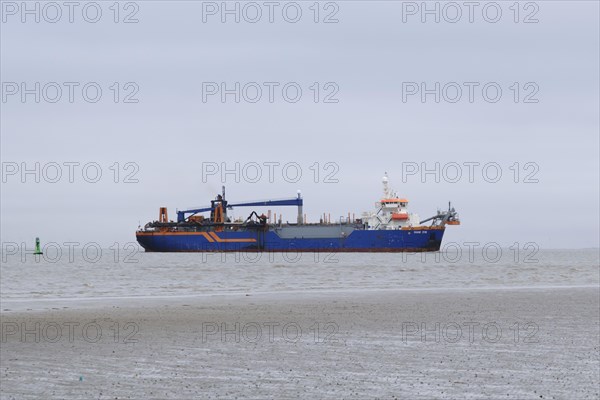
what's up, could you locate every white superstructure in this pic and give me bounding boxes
[362,174,420,230]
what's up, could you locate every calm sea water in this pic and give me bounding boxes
[1,248,598,302]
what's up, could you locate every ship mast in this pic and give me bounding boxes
[382,172,390,199]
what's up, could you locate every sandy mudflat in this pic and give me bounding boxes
[1,287,599,399]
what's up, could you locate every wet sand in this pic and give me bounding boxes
[1,287,598,399]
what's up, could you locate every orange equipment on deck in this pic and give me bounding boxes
[188,215,205,223]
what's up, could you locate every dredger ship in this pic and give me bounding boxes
[136,175,460,252]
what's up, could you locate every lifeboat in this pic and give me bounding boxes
[391,212,409,220]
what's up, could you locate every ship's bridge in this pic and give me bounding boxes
[362,173,421,230]
[381,198,409,207]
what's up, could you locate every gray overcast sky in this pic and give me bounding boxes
[1,1,598,248]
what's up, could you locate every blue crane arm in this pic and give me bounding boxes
[228,198,302,208]
[177,206,213,222]
[177,197,302,222]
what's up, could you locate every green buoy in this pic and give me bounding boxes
[33,237,43,255]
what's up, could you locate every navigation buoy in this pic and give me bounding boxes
[33,237,43,255]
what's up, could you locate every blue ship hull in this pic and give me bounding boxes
[136,227,445,252]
